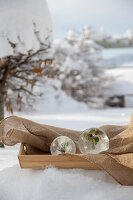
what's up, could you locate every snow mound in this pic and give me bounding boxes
[23,79,88,114]
[0,0,52,58]
[0,165,133,200]
[106,68,133,96]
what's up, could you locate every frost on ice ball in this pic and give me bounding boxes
[50,136,76,155]
[78,128,109,154]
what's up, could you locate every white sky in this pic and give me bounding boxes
[47,0,133,39]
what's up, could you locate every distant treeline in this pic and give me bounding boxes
[97,40,133,48]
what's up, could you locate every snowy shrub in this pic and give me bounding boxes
[0,0,57,120]
[53,27,109,108]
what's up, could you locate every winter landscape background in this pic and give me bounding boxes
[1,0,133,199]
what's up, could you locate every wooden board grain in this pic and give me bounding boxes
[18,143,100,170]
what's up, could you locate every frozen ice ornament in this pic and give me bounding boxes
[50,136,76,155]
[78,128,109,154]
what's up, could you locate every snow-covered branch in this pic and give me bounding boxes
[0,0,55,117]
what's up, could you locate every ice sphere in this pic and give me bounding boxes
[78,128,109,154]
[50,136,76,155]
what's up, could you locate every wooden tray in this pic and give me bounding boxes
[18,143,99,170]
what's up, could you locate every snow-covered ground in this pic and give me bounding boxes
[1,107,133,200]
[107,67,133,95]
[106,66,133,107]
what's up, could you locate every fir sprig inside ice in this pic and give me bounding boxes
[50,136,76,155]
[78,128,109,154]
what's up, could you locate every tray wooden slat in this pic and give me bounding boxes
[18,143,100,170]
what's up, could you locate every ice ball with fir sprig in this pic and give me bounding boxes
[78,128,109,154]
[50,136,76,155]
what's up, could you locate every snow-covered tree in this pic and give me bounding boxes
[53,27,109,108]
[81,26,133,48]
[0,0,54,147]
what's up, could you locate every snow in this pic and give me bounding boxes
[12,108,131,128]
[0,145,19,171]
[105,67,133,107]
[1,166,133,200]
[29,79,89,115]
[1,108,133,200]
[125,96,133,107]
[1,165,132,200]
[106,68,133,96]
[0,0,52,58]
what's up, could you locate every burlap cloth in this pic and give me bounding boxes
[1,114,133,185]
